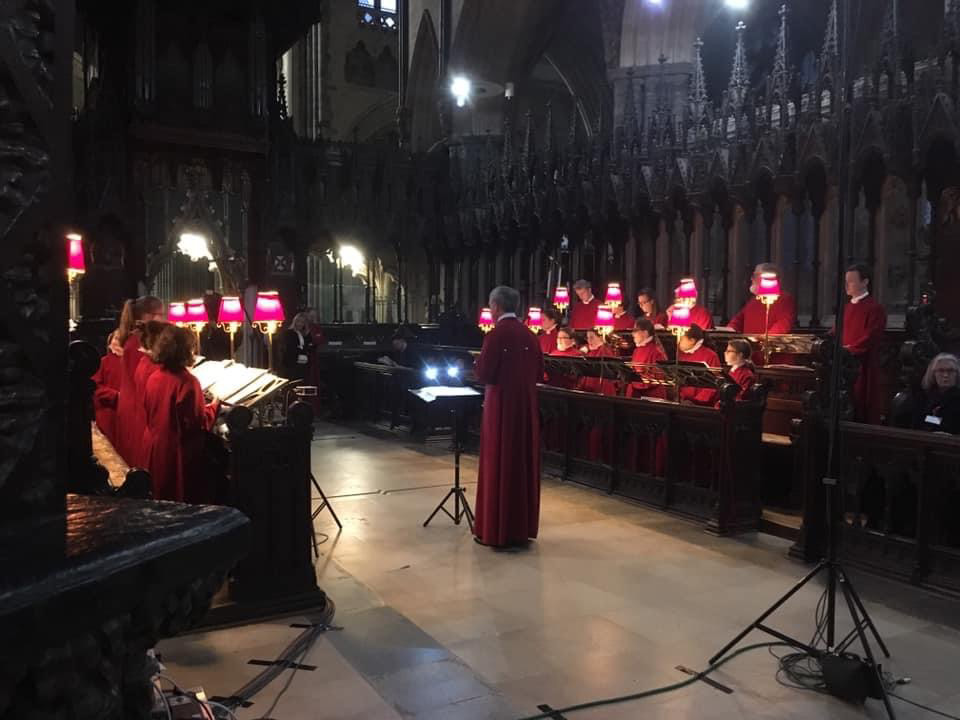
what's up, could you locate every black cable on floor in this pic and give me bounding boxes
[513,641,788,720]
[889,692,960,720]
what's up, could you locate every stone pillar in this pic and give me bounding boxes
[727,205,748,320]
[690,209,705,287]
[770,194,788,269]
[820,186,840,325]
[656,217,670,308]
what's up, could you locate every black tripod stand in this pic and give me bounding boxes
[311,473,342,557]
[422,400,475,532]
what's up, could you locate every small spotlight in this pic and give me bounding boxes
[447,366,459,378]
[724,0,749,8]
[450,75,471,108]
[425,367,439,381]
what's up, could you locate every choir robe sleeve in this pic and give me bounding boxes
[728,306,746,333]
[730,365,756,400]
[768,294,796,333]
[680,348,722,406]
[92,360,119,409]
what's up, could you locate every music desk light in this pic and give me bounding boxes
[755,272,781,364]
[217,296,243,360]
[478,307,494,334]
[67,233,85,331]
[552,285,570,313]
[253,290,284,370]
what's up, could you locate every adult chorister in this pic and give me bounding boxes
[473,286,543,549]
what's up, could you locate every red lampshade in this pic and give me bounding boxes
[756,272,781,298]
[479,307,495,332]
[253,291,284,324]
[168,302,187,325]
[604,282,623,306]
[552,285,570,311]
[675,278,698,306]
[527,306,543,332]
[218,296,244,325]
[185,298,208,325]
[668,304,692,330]
[67,233,85,274]
[595,304,615,335]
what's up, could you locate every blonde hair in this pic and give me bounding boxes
[922,353,960,391]
[291,312,311,333]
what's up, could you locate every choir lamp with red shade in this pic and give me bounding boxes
[604,282,623,307]
[66,232,85,331]
[675,278,698,308]
[552,285,570,313]
[185,298,208,339]
[527,306,543,334]
[595,304,615,338]
[755,271,782,362]
[253,290,285,369]
[668,303,692,400]
[217,295,244,360]
[478,307,495,333]
[167,302,188,327]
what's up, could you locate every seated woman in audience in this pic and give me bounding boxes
[627,318,667,399]
[144,325,220,503]
[913,353,960,434]
[723,338,757,401]
[636,288,668,328]
[677,324,721,406]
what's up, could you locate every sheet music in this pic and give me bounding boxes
[207,365,268,401]
[410,386,481,402]
[190,360,232,392]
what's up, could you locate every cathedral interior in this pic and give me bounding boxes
[3,0,960,718]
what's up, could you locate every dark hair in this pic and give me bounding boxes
[543,307,562,323]
[633,317,655,334]
[141,320,169,353]
[846,263,871,285]
[684,323,706,342]
[636,288,659,316]
[134,295,163,321]
[556,325,575,338]
[726,337,754,363]
[637,287,656,301]
[154,325,197,371]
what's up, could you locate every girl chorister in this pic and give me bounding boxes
[92,332,124,445]
[132,321,168,467]
[724,339,757,401]
[143,325,220,503]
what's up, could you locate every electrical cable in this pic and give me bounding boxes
[888,692,960,720]
[205,700,239,720]
[513,641,787,720]
[256,627,318,720]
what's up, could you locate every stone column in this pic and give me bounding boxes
[726,205,748,320]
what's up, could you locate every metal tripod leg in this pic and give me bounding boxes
[423,485,475,532]
[838,565,891,657]
[839,573,898,719]
[310,474,342,558]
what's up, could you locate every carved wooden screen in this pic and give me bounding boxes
[0,1,74,518]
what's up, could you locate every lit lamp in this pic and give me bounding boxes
[595,304,615,338]
[185,298,208,344]
[675,278,698,308]
[168,302,187,327]
[66,233,85,331]
[527,307,543,333]
[552,285,570,313]
[479,307,495,333]
[755,272,781,363]
[253,290,285,370]
[217,296,243,360]
[668,304,692,402]
[604,282,623,307]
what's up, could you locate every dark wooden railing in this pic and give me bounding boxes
[538,386,766,536]
[791,414,960,596]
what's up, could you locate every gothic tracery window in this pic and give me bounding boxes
[357,0,397,31]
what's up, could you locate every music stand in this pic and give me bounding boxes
[408,385,482,532]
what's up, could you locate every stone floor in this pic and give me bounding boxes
[159,423,960,719]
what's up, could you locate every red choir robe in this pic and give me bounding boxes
[728,364,757,401]
[538,326,558,355]
[581,344,618,463]
[627,341,668,398]
[667,303,714,330]
[728,293,796,334]
[613,310,635,331]
[839,294,888,423]
[92,351,123,445]
[143,368,219,503]
[678,343,721,406]
[114,332,148,466]
[645,311,669,328]
[547,346,581,389]
[133,357,162,468]
[474,316,544,546]
[543,346,581,451]
[569,296,601,330]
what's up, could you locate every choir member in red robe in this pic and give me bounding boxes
[546,326,582,389]
[723,339,757,401]
[678,324,721,405]
[727,263,796,335]
[837,263,888,423]
[114,296,164,466]
[133,321,168,467]
[582,330,618,395]
[474,286,543,548]
[92,332,123,445]
[143,325,220,503]
[612,302,635,331]
[636,288,669,328]
[670,300,714,330]
[538,308,561,354]
[569,279,601,330]
[627,318,667,398]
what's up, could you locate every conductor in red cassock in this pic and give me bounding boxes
[727,263,796,334]
[837,263,888,423]
[474,286,544,548]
